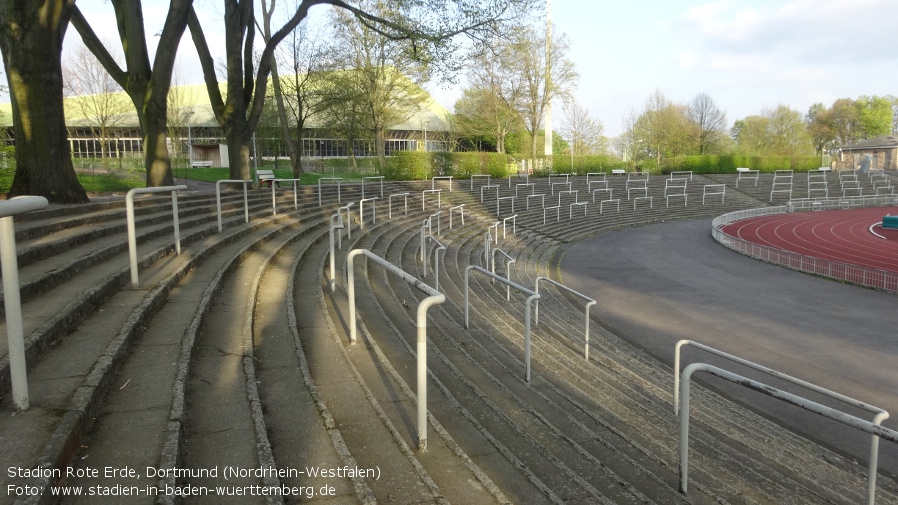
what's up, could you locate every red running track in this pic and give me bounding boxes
[720,207,898,273]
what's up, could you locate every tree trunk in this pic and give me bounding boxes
[141,105,175,187]
[226,114,253,181]
[375,126,386,172]
[0,0,88,203]
[271,64,302,178]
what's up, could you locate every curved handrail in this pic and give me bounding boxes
[464,265,540,382]
[346,249,445,450]
[534,277,596,360]
[1,196,49,410]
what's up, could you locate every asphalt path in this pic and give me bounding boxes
[558,218,898,477]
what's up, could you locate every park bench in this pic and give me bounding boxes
[257,169,276,188]
[190,160,213,167]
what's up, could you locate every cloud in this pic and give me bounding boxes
[678,0,898,64]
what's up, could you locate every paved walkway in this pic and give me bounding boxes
[558,217,898,477]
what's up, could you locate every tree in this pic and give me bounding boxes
[62,41,130,163]
[453,86,521,153]
[189,0,536,180]
[633,90,692,166]
[733,105,813,156]
[166,72,200,168]
[70,1,194,187]
[515,25,578,162]
[559,99,604,155]
[855,95,893,139]
[0,0,88,202]
[688,92,727,154]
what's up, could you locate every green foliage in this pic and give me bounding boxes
[383,151,432,180]
[450,152,510,178]
[549,154,625,175]
[663,155,821,173]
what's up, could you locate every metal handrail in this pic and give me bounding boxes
[678,363,898,503]
[359,197,378,228]
[126,186,187,287]
[503,215,516,238]
[388,192,410,219]
[464,265,540,382]
[470,174,491,190]
[1,196,49,410]
[215,179,250,233]
[346,249,445,451]
[675,339,890,502]
[534,277,596,360]
[481,184,499,202]
[490,247,516,300]
[449,204,465,229]
[361,176,384,199]
[498,196,515,215]
[338,202,354,246]
[422,189,441,210]
[432,175,453,192]
[428,211,442,236]
[427,236,447,292]
[328,212,344,292]
[488,222,499,244]
[272,178,301,215]
[318,177,343,206]
[482,231,492,268]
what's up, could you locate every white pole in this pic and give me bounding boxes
[1,217,28,410]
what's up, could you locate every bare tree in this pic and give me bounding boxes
[63,41,130,164]
[560,99,604,155]
[688,92,727,155]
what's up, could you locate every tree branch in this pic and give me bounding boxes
[69,6,128,88]
[187,7,225,123]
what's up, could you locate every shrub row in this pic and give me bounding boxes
[662,155,823,173]
[381,151,514,180]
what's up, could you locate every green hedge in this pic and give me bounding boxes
[662,155,822,173]
[548,154,627,175]
[382,151,513,181]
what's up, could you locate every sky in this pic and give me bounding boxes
[5,0,898,138]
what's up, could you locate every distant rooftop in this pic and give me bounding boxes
[837,136,898,150]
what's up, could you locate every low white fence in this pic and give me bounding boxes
[711,196,898,293]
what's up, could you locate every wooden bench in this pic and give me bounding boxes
[257,169,276,188]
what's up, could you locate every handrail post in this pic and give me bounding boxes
[1,196,49,410]
[329,213,344,292]
[126,186,187,287]
[215,179,251,233]
[346,249,445,451]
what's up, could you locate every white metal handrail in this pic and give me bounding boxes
[592,188,613,203]
[346,249,445,451]
[359,197,378,228]
[482,231,492,268]
[516,183,535,198]
[503,215,516,238]
[557,189,578,206]
[126,186,187,287]
[449,204,465,229]
[338,202,354,245]
[488,222,499,244]
[527,193,545,210]
[551,181,571,195]
[432,175,453,192]
[361,176,384,199]
[670,170,693,181]
[508,173,529,188]
[702,184,725,205]
[543,205,561,224]
[428,211,442,236]
[271,178,301,215]
[586,172,606,185]
[420,219,430,265]
[328,212,344,292]
[678,363,898,503]
[464,265,540,382]
[470,174,491,190]
[422,189,441,210]
[490,247,516,300]
[427,237,447,291]
[481,184,499,202]
[318,177,343,206]
[498,196,515,215]
[215,179,250,233]
[534,277,596,360]
[675,339,890,502]
[388,192,410,220]
[1,196,49,410]
[736,169,759,187]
